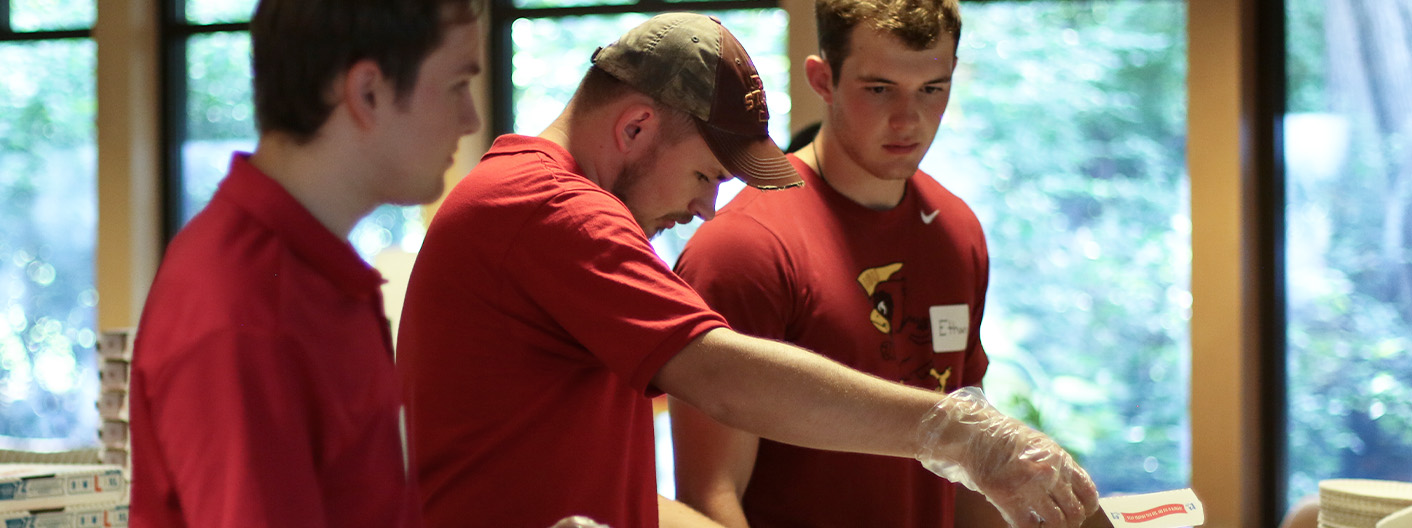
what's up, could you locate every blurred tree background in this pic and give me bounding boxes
[1283,0,1412,504]
[921,1,1191,494]
[1,5,99,448]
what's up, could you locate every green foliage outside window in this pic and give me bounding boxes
[0,37,98,448]
[1283,0,1412,503]
[185,0,257,25]
[8,0,95,31]
[922,1,1190,494]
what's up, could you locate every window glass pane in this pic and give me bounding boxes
[184,31,256,225]
[510,9,789,144]
[921,1,1191,494]
[9,0,95,31]
[1284,0,1412,506]
[0,38,98,450]
[181,32,425,260]
[185,0,256,25]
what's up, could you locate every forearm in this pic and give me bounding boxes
[655,328,941,459]
[668,397,754,528]
[659,495,727,528]
[656,328,1100,528]
[681,494,750,528]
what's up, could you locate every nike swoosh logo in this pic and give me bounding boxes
[921,209,940,224]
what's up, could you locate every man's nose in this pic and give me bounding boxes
[690,193,717,222]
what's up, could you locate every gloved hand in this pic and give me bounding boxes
[914,387,1099,528]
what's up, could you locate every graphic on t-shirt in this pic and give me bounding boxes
[861,263,960,392]
[857,263,904,334]
[928,366,953,392]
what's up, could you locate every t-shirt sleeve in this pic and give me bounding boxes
[143,329,329,528]
[507,189,727,393]
[674,210,795,341]
[963,217,991,388]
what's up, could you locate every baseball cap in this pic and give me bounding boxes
[591,13,803,190]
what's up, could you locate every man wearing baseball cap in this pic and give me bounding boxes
[397,13,1097,528]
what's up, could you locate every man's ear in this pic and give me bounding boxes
[339,59,388,130]
[804,55,835,105]
[612,100,659,155]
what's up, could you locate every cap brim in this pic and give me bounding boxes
[697,122,804,190]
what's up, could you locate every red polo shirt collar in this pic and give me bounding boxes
[218,153,386,300]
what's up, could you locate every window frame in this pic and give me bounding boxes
[0,4,92,40]
[1255,0,1287,520]
[157,1,249,243]
[487,0,782,136]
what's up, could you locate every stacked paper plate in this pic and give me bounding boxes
[1319,479,1412,528]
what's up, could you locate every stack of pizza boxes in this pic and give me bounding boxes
[0,329,135,526]
[96,329,134,475]
[0,463,129,527]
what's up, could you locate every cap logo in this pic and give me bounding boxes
[743,74,768,123]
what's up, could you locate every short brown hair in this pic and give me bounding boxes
[251,0,485,143]
[816,0,962,82]
[571,66,697,146]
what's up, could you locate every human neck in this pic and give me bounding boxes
[249,131,378,239]
[806,130,908,210]
[539,104,618,190]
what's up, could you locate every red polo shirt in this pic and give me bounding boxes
[129,154,420,528]
[398,136,728,527]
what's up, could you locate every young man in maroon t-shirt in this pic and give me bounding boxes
[671,1,1014,526]
[129,1,483,526]
[398,12,1097,528]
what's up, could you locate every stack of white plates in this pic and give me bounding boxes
[1319,479,1412,528]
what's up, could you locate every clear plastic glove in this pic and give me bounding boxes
[548,516,609,528]
[915,387,1099,528]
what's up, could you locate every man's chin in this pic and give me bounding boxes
[386,183,445,207]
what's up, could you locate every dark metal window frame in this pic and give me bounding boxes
[488,0,780,136]
[0,3,91,40]
[157,1,249,242]
[1254,0,1287,522]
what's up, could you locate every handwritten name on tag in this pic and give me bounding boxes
[929,304,968,353]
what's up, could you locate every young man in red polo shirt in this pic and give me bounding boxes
[128,1,483,526]
[670,0,1014,526]
[397,13,1098,528]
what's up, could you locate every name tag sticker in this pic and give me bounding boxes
[929,304,969,353]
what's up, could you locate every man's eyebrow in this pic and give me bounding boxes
[856,75,953,84]
[857,75,898,84]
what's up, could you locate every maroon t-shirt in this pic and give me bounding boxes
[130,154,419,528]
[397,135,728,527]
[675,155,991,528]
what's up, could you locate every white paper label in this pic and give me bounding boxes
[1099,488,1205,528]
[929,304,969,353]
